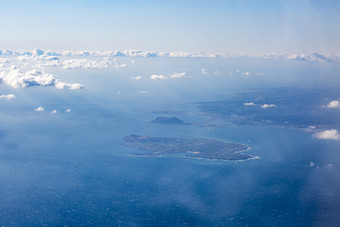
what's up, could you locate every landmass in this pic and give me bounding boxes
[122,134,252,160]
[196,88,340,130]
[151,117,188,124]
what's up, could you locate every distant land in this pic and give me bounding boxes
[151,117,188,125]
[122,134,252,161]
[196,88,340,130]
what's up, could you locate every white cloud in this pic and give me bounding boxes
[65,109,71,113]
[17,55,36,61]
[139,90,149,94]
[35,106,44,111]
[168,52,203,58]
[61,58,110,69]
[261,104,276,109]
[35,57,126,70]
[256,72,264,76]
[244,102,255,106]
[286,53,334,63]
[54,81,84,90]
[150,74,167,80]
[314,129,340,140]
[201,68,207,74]
[241,72,251,76]
[170,72,186,78]
[0,94,15,100]
[326,100,340,108]
[131,76,142,80]
[31,49,44,56]
[51,109,58,114]
[149,72,186,80]
[17,55,60,63]
[0,67,83,90]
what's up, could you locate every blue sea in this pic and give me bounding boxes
[0,57,340,226]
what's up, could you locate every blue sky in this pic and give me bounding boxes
[1,0,339,54]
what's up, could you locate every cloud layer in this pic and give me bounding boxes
[170,72,186,78]
[0,51,129,90]
[0,49,338,62]
[150,75,167,80]
[0,49,338,91]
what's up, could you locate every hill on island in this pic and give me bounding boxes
[151,117,188,124]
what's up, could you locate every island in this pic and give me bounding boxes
[121,134,252,160]
[151,117,188,124]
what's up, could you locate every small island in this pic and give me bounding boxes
[151,117,188,125]
[122,134,253,160]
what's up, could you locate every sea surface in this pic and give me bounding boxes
[0,57,340,226]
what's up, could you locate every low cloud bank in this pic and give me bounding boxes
[0,49,338,62]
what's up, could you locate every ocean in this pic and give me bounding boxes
[0,57,339,226]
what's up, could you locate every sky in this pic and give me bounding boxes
[0,0,339,54]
